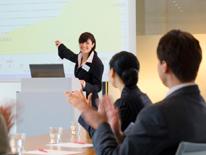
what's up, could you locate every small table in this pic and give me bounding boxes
[24,130,96,155]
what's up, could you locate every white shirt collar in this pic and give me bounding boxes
[86,51,95,63]
[166,82,196,97]
[77,51,95,67]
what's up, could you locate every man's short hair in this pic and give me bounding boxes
[157,29,202,82]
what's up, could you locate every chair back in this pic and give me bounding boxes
[176,141,206,155]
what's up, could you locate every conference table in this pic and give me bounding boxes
[24,130,96,155]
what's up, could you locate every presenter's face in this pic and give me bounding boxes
[80,39,94,54]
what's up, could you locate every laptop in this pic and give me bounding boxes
[29,64,65,78]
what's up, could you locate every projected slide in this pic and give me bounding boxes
[0,0,133,80]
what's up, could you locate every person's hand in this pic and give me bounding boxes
[102,96,121,133]
[55,40,62,47]
[101,96,124,143]
[97,99,105,115]
[0,104,14,132]
[64,89,90,112]
[79,80,86,88]
[86,93,93,107]
[81,97,107,129]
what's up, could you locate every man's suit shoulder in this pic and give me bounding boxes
[137,102,165,127]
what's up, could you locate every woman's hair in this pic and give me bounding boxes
[109,51,140,88]
[79,32,96,52]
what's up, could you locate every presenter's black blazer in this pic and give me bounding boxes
[58,44,104,97]
[93,85,206,155]
[58,44,104,137]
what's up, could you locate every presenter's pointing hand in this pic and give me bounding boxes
[55,40,62,47]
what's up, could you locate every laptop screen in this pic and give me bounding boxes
[29,64,65,78]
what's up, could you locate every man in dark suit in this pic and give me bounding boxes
[65,29,206,155]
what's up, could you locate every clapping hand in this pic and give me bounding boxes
[64,89,92,112]
[98,96,123,142]
[65,90,124,141]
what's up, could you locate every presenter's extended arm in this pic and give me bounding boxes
[56,41,78,63]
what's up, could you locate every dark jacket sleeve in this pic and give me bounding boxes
[92,105,168,155]
[58,44,78,63]
[0,114,9,154]
[78,116,95,137]
[114,99,131,131]
[118,104,131,131]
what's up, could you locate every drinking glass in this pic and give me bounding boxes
[49,127,63,144]
[9,133,26,155]
[70,122,80,142]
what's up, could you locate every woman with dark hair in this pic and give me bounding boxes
[109,51,151,131]
[55,32,103,98]
[65,51,151,136]
[55,32,104,136]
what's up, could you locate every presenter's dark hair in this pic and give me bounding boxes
[109,51,140,88]
[157,29,202,82]
[79,32,96,52]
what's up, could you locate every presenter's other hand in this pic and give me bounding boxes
[55,40,62,47]
[86,93,92,107]
[80,80,86,88]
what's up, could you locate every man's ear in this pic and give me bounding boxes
[161,60,169,73]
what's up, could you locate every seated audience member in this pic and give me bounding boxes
[73,51,151,137]
[108,51,151,131]
[0,113,9,154]
[0,104,14,154]
[0,105,14,132]
[65,29,206,155]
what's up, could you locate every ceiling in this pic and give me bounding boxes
[137,0,206,35]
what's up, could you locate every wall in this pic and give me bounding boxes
[0,82,20,105]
